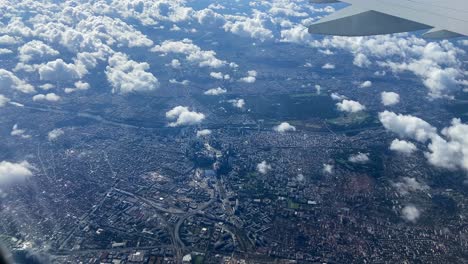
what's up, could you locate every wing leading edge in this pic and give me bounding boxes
[309,0,468,38]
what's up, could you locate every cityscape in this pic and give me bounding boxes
[0,0,467,263]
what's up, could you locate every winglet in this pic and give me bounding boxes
[422,28,464,39]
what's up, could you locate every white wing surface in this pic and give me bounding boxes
[309,0,468,38]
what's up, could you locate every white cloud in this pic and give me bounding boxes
[378,111,436,142]
[39,84,55,90]
[11,124,31,139]
[166,106,205,127]
[0,48,13,55]
[257,161,272,174]
[359,80,372,88]
[402,205,421,223]
[380,112,468,172]
[210,72,229,80]
[426,119,468,171]
[322,63,335,69]
[75,81,90,90]
[48,128,64,141]
[65,81,91,93]
[393,177,428,195]
[197,129,212,137]
[210,72,223,80]
[38,59,83,82]
[170,59,181,69]
[0,161,34,185]
[0,69,35,93]
[307,35,465,98]
[169,79,190,86]
[0,35,19,45]
[0,94,10,107]
[152,39,227,68]
[106,52,159,94]
[337,100,366,113]
[331,93,346,101]
[204,87,226,96]
[223,11,274,41]
[381,92,400,106]
[228,99,245,109]
[348,152,370,164]
[280,25,312,44]
[33,93,61,102]
[194,8,226,26]
[390,139,417,155]
[323,164,333,174]
[240,70,257,83]
[18,40,59,62]
[274,122,296,133]
[315,85,321,94]
[353,53,371,68]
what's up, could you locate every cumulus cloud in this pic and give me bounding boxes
[197,129,212,137]
[393,177,428,195]
[0,35,19,45]
[306,35,466,98]
[378,54,464,98]
[381,91,400,106]
[257,161,272,174]
[331,93,346,101]
[353,53,371,68]
[378,111,436,142]
[0,94,10,107]
[152,39,227,68]
[337,100,366,113]
[18,40,59,62]
[359,80,372,88]
[402,205,421,223]
[315,85,322,94]
[169,79,189,86]
[322,63,335,69]
[32,93,61,102]
[240,70,257,83]
[390,139,417,155]
[166,106,205,127]
[39,84,55,90]
[11,124,31,139]
[223,11,274,41]
[210,72,230,80]
[274,122,296,133]
[0,48,13,55]
[426,119,468,171]
[380,112,468,172]
[0,69,35,93]
[38,59,83,82]
[106,52,159,94]
[228,99,245,109]
[323,164,333,174]
[280,25,312,44]
[65,81,90,93]
[170,59,181,69]
[204,87,226,96]
[48,128,64,141]
[0,161,34,185]
[348,152,370,164]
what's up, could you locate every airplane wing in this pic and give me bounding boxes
[308,0,468,38]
